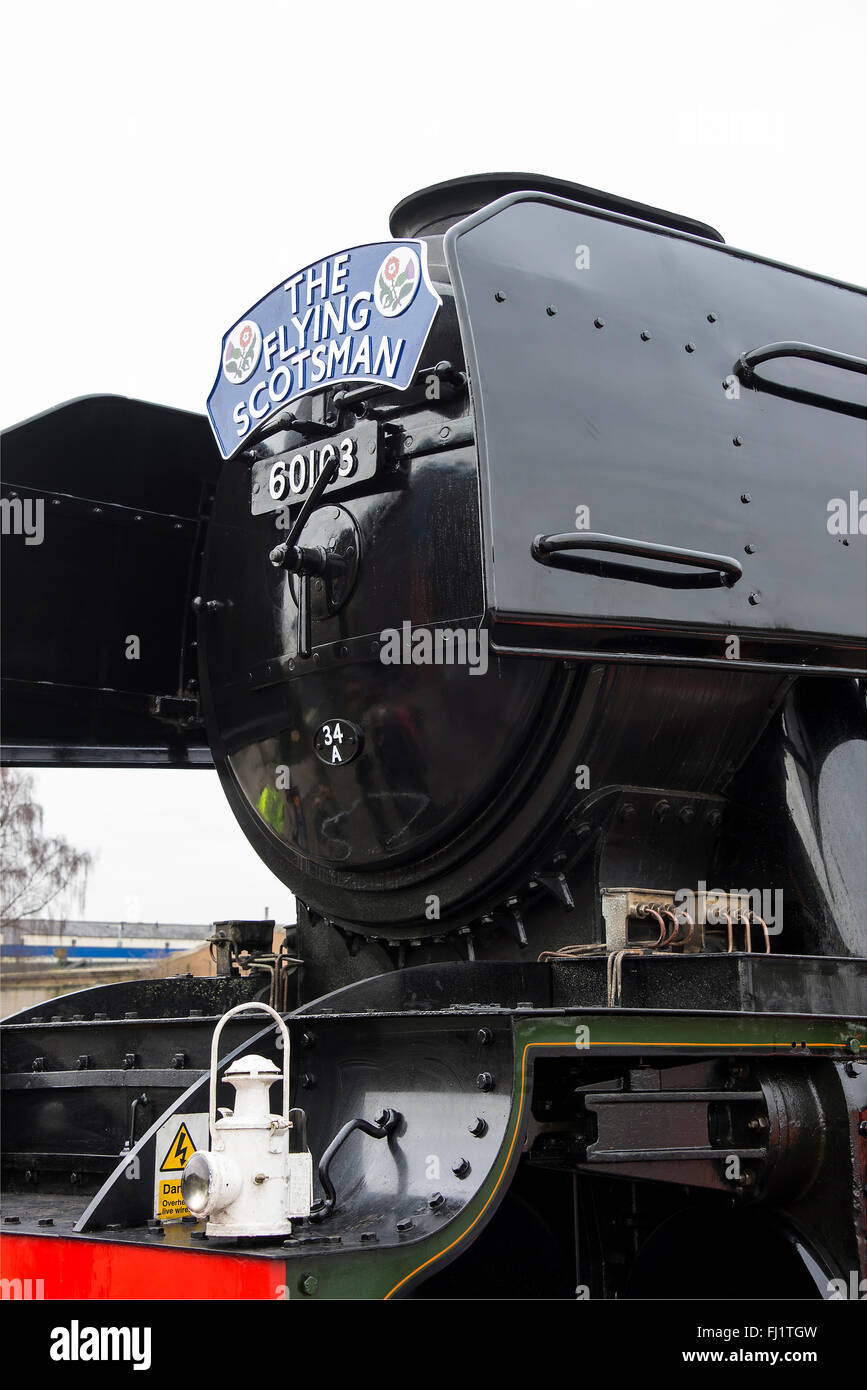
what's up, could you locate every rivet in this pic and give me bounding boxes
[741,493,751,504]
[640,330,652,341]
[748,592,760,605]
[300,1073,316,1089]
[678,806,694,824]
[619,803,636,821]
[744,543,756,554]
[439,426,450,439]
[476,1027,493,1046]
[733,435,743,447]
[494,291,506,302]
[546,305,557,316]
[594,317,605,329]
[685,342,695,353]
[707,312,718,323]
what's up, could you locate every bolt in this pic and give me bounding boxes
[494,291,506,303]
[744,543,756,554]
[858,1121,867,1137]
[741,493,751,504]
[594,317,605,329]
[476,1072,495,1092]
[300,1073,316,1089]
[396,1218,414,1232]
[452,1158,471,1179]
[685,342,695,353]
[300,1031,316,1049]
[707,312,718,323]
[733,435,743,446]
[253,1173,268,1185]
[652,799,671,820]
[476,1027,493,1046]
[846,1036,862,1053]
[678,805,694,824]
[748,1116,769,1130]
[640,330,652,341]
[469,1117,488,1137]
[300,1274,319,1296]
[429,1191,445,1209]
[619,803,636,821]
[546,305,557,316]
[748,592,760,606]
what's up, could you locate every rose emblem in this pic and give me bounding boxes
[222,319,262,384]
[374,246,421,318]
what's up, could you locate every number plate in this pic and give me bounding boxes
[250,419,379,516]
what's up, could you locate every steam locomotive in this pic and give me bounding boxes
[1,173,865,1300]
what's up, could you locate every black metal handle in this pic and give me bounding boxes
[736,341,867,379]
[532,532,742,586]
[310,1108,400,1221]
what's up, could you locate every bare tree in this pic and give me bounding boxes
[0,769,93,927]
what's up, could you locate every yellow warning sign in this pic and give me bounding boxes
[160,1122,196,1172]
[153,1111,208,1221]
[157,1178,190,1220]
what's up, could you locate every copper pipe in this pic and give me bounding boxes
[751,913,771,954]
[643,907,667,947]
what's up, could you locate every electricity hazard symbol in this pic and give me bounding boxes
[152,1112,208,1222]
[160,1122,196,1171]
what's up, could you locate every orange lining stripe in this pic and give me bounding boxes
[383,1032,859,1298]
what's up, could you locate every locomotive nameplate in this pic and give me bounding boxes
[250,419,379,516]
[207,240,442,460]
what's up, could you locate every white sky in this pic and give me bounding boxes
[2,0,865,922]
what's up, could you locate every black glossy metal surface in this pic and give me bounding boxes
[446,193,867,672]
[390,171,725,243]
[1,395,220,765]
